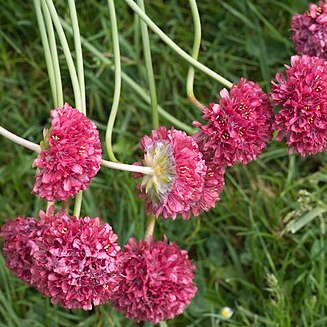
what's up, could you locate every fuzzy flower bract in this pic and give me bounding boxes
[134,126,206,219]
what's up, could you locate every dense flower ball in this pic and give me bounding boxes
[291,1,327,60]
[0,216,40,285]
[33,103,102,201]
[112,237,197,323]
[134,126,206,219]
[30,210,120,310]
[193,78,274,167]
[192,132,225,215]
[271,55,327,156]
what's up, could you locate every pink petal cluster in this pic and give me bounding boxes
[291,1,327,60]
[112,237,197,323]
[33,103,102,201]
[271,55,327,156]
[192,131,225,215]
[193,78,274,167]
[1,211,120,310]
[134,126,207,219]
[0,216,41,285]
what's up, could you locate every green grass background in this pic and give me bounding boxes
[1,0,327,326]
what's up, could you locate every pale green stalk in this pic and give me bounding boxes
[34,0,57,106]
[67,0,86,216]
[137,0,158,238]
[137,0,159,130]
[45,0,84,217]
[105,0,121,163]
[145,214,156,239]
[60,19,196,134]
[68,0,86,114]
[124,0,233,88]
[186,0,205,109]
[41,1,63,107]
[45,0,82,110]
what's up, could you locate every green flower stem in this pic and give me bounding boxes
[101,159,154,174]
[0,125,154,175]
[67,0,86,217]
[45,0,82,111]
[73,191,83,218]
[145,214,156,239]
[46,0,85,217]
[34,0,57,107]
[186,0,205,110]
[41,1,63,107]
[137,0,159,130]
[137,0,158,239]
[68,0,85,114]
[106,0,121,163]
[124,0,233,89]
[60,19,196,134]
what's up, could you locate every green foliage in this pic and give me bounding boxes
[0,0,326,326]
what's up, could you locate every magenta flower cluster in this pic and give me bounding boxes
[292,1,327,60]
[1,103,197,322]
[33,103,102,201]
[134,78,274,219]
[1,214,196,321]
[194,78,274,167]
[133,1,327,221]
[3,3,327,323]
[1,211,120,310]
[111,237,197,323]
[272,55,327,156]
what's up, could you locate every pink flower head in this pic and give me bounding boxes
[0,216,41,285]
[194,78,274,167]
[271,55,327,156]
[292,1,327,60]
[33,103,102,201]
[31,210,120,310]
[192,131,225,215]
[112,237,197,323]
[133,126,206,219]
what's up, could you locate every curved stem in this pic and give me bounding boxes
[187,0,205,110]
[60,19,196,134]
[68,0,85,114]
[34,0,57,107]
[137,0,159,130]
[41,1,63,107]
[106,0,121,162]
[0,125,154,175]
[124,0,233,88]
[45,0,82,110]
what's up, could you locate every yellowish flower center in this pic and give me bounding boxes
[140,142,175,204]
